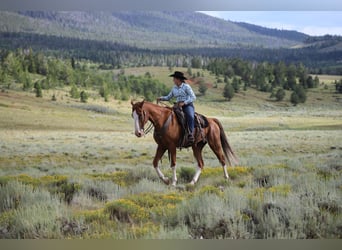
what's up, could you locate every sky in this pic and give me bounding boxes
[199,11,342,36]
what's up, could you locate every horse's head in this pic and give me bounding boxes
[131,100,149,137]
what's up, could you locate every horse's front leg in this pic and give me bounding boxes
[169,146,177,186]
[153,145,169,185]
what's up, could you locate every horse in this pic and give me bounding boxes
[131,100,237,186]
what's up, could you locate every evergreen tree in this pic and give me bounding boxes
[99,83,109,101]
[306,76,315,88]
[275,88,286,101]
[314,76,320,88]
[335,79,342,94]
[22,71,32,91]
[198,80,208,96]
[191,57,201,68]
[290,92,299,106]
[80,90,88,103]
[286,64,297,90]
[273,61,286,88]
[70,84,80,99]
[34,81,42,97]
[232,76,240,93]
[291,85,306,105]
[223,83,235,101]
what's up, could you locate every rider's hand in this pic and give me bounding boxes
[178,102,185,107]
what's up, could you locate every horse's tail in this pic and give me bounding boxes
[213,118,238,166]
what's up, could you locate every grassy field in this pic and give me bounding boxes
[0,69,341,239]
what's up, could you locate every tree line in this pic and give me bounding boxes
[206,58,321,105]
[1,48,341,105]
[0,32,341,75]
[0,49,168,102]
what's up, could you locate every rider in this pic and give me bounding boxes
[157,71,196,145]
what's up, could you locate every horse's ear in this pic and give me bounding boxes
[130,100,134,106]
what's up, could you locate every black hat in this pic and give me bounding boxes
[169,71,187,80]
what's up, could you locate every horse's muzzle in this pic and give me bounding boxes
[135,129,144,137]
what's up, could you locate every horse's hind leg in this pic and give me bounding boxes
[207,132,229,180]
[153,145,169,185]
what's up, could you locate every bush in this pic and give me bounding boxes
[172,193,250,239]
[0,181,68,239]
[80,91,88,103]
[335,79,342,94]
[198,80,208,96]
[275,88,286,101]
[291,85,306,105]
[179,167,196,183]
[34,81,42,97]
[70,84,79,99]
[223,83,235,101]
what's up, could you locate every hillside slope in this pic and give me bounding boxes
[0,11,306,49]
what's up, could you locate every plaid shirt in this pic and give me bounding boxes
[160,83,196,105]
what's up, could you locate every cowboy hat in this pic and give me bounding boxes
[169,71,187,80]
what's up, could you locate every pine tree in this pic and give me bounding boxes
[232,77,240,93]
[80,91,88,103]
[223,83,235,101]
[34,81,42,98]
[198,79,208,96]
[70,84,80,99]
[291,85,306,105]
[275,88,286,101]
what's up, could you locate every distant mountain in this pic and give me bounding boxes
[0,11,308,49]
[234,22,308,43]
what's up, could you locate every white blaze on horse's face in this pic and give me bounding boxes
[133,110,144,137]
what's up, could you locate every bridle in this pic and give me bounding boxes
[132,105,154,135]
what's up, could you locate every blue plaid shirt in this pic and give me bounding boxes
[160,83,196,105]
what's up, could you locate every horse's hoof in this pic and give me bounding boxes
[189,180,195,185]
[162,177,170,185]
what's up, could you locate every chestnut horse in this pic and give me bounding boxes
[131,100,237,186]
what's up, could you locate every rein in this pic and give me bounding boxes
[144,122,154,135]
[146,102,173,136]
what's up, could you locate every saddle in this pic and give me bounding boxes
[173,106,209,148]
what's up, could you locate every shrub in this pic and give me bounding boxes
[34,81,42,97]
[0,181,68,239]
[198,185,222,197]
[179,167,196,183]
[291,85,306,105]
[198,80,208,96]
[80,91,88,103]
[105,193,184,224]
[0,175,80,205]
[70,84,79,99]
[223,83,235,101]
[275,88,286,101]
[172,193,250,239]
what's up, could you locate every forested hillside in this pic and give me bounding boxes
[1,11,304,49]
[0,11,341,74]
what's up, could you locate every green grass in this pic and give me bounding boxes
[0,68,341,238]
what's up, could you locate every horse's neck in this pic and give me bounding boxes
[145,103,172,129]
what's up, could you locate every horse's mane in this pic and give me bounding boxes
[143,101,173,111]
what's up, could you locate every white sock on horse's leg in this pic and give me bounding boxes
[171,165,177,186]
[155,167,165,180]
[223,165,229,179]
[190,167,202,185]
